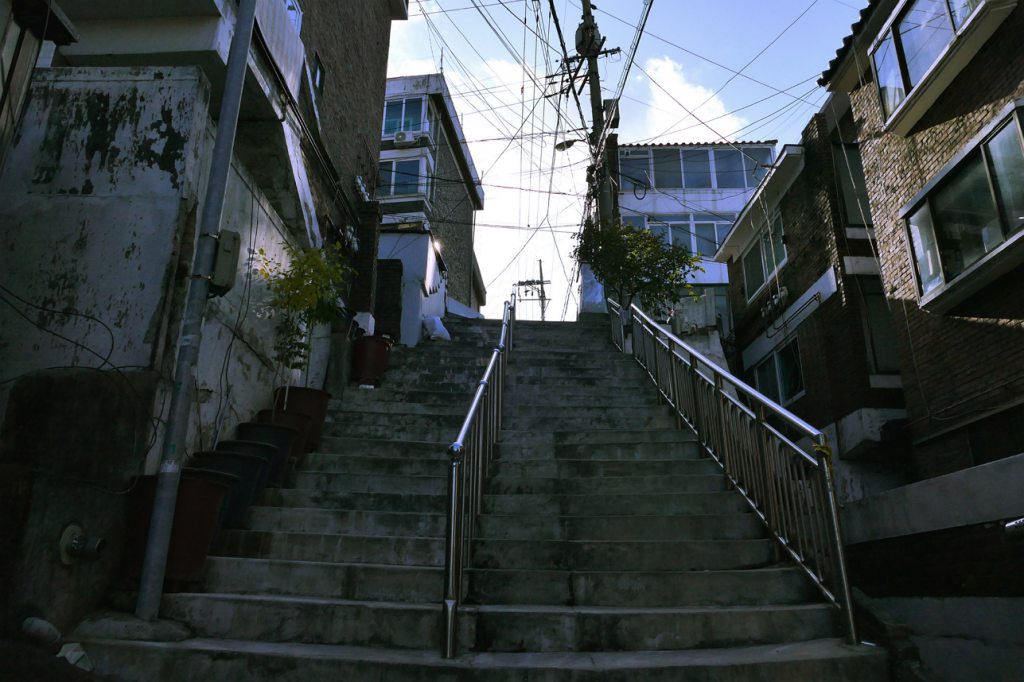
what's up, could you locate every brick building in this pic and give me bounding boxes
[817,0,1024,676]
[714,100,907,505]
[375,73,486,346]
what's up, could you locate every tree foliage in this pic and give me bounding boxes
[257,241,353,372]
[571,219,703,317]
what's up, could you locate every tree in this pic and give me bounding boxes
[257,241,353,386]
[572,219,703,318]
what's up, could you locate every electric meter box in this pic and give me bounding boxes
[209,230,241,297]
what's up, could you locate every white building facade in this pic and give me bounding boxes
[614,141,776,336]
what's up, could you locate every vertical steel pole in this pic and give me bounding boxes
[442,449,463,658]
[135,0,258,622]
[814,433,858,644]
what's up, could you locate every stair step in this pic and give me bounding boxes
[485,474,726,495]
[201,558,441,602]
[477,513,766,541]
[465,566,818,607]
[303,454,447,477]
[482,491,749,516]
[83,637,889,682]
[490,457,720,478]
[495,440,702,461]
[316,437,451,459]
[245,506,446,537]
[293,471,447,495]
[215,530,444,566]
[471,538,772,571]
[260,489,445,514]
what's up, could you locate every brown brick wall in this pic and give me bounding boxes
[726,113,904,438]
[848,5,1024,479]
[427,121,476,307]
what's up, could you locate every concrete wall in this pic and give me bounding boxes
[0,66,330,632]
[378,231,446,347]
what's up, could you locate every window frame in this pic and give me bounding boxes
[312,54,326,96]
[382,97,426,137]
[900,100,1024,312]
[284,0,303,32]
[868,0,1014,135]
[753,337,806,407]
[742,212,788,302]
[377,156,428,199]
[617,146,774,191]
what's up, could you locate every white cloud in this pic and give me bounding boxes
[620,56,749,145]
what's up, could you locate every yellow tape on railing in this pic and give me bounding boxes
[812,442,834,476]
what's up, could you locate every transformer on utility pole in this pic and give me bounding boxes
[516,260,551,321]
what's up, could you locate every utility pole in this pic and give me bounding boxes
[515,260,550,321]
[579,0,614,226]
[576,0,613,314]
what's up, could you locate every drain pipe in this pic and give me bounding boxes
[135,0,259,621]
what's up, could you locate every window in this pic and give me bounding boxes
[284,0,302,31]
[618,147,773,190]
[646,213,735,255]
[858,277,901,374]
[621,214,647,230]
[714,149,745,189]
[905,113,1024,298]
[312,55,326,95]
[619,149,651,190]
[382,97,424,135]
[742,215,786,300]
[754,338,804,406]
[870,0,999,124]
[0,10,40,170]
[653,148,682,188]
[833,145,872,226]
[377,159,423,197]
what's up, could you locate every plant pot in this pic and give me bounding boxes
[351,335,393,387]
[189,451,269,529]
[274,386,331,452]
[215,440,278,500]
[123,473,229,582]
[256,409,311,465]
[236,422,300,487]
[181,467,240,551]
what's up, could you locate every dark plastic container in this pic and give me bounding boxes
[190,451,269,528]
[215,440,278,498]
[256,409,311,467]
[235,422,299,487]
[124,473,229,582]
[274,386,331,451]
[351,335,393,387]
[181,467,241,549]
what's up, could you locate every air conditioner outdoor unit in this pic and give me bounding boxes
[393,131,416,148]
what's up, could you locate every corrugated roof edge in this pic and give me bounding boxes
[818,0,883,87]
[618,140,776,148]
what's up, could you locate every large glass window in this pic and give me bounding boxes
[653,148,683,188]
[744,147,773,184]
[833,145,872,226]
[754,338,804,406]
[905,112,1024,298]
[859,277,901,374]
[714,149,745,188]
[382,98,424,135]
[377,159,423,197]
[871,0,984,120]
[682,149,712,188]
[897,0,953,87]
[619,150,651,190]
[743,215,786,300]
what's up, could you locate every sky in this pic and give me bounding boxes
[387,0,865,320]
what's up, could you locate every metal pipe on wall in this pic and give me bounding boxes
[135,0,259,621]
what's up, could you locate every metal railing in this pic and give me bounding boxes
[607,298,857,644]
[441,291,516,658]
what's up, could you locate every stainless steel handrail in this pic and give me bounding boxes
[607,298,857,644]
[441,291,516,659]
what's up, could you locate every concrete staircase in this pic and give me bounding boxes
[84,317,887,680]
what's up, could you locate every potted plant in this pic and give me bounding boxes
[572,218,703,330]
[258,240,353,450]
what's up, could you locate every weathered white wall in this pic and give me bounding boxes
[379,231,447,347]
[0,66,329,473]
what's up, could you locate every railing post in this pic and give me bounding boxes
[442,447,463,659]
[688,351,702,445]
[814,434,858,645]
[714,371,729,477]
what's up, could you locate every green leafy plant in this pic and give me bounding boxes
[257,241,353,384]
[572,219,703,318]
